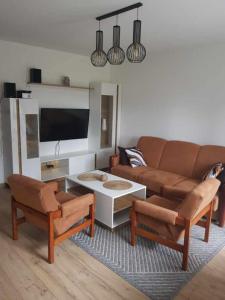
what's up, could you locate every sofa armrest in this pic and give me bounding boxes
[134,200,178,225]
[110,154,120,169]
[61,193,95,218]
[46,181,59,193]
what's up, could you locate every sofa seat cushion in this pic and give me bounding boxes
[174,178,200,191]
[138,170,185,194]
[137,196,183,241]
[163,178,200,200]
[111,164,153,181]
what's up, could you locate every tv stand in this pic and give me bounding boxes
[40,150,96,181]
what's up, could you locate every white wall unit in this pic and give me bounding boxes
[89,82,119,169]
[1,99,96,182]
[69,153,95,175]
[1,99,20,180]
[41,151,95,181]
[0,39,111,183]
[19,99,41,179]
[1,98,41,181]
[32,84,90,157]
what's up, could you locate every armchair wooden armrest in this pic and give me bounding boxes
[134,200,179,225]
[109,154,120,169]
[61,193,95,217]
[46,181,59,193]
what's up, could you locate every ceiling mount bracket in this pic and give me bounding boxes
[96,2,143,21]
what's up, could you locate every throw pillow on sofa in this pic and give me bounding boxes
[118,146,135,165]
[202,162,224,181]
[217,166,225,185]
[125,148,147,168]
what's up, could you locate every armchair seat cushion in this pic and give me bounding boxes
[56,191,76,204]
[147,195,181,211]
[111,165,153,181]
[54,193,94,236]
[54,209,89,236]
[138,170,185,194]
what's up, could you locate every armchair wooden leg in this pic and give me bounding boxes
[204,202,213,243]
[131,206,137,246]
[89,204,95,238]
[182,220,191,271]
[11,198,18,240]
[48,212,55,264]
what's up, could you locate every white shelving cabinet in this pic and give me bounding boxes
[1,98,41,181]
[1,98,96,183]
[40,151,96,181]
[89,82,120,169]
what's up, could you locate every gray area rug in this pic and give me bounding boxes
[70,223,225,300]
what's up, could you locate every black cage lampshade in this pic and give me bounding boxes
[126,19,146,63]
[91,30,107,67]
[107,25,125,65]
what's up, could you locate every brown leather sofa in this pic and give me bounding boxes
[111,136,225,227]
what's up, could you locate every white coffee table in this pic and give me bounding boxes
[65,170,146,230]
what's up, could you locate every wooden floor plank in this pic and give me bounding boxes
[1,186,225,300]
[0,186,148,300]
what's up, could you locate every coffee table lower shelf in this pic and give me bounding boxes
[113,208,131,228]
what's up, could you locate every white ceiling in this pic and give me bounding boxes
[1,0,225,56]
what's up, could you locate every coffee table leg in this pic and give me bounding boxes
[132,187,146,200]
[95,191,114,229]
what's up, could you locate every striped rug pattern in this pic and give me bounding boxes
[71,223,225,300]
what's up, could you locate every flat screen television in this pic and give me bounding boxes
[40,108,90,142]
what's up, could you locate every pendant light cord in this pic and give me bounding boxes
[137,8,139,20]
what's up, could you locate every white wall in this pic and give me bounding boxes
[0,39,111,183]
[111,43,225,147]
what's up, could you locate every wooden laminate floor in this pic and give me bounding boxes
[0,186,225,300]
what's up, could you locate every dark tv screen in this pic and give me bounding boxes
[40,108,90,142]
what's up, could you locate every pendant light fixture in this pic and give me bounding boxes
[91,2,146,67]
[126,8,146,63]
[91,21,107,67]
[107,16,125,65]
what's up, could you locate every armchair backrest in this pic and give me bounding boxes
[178,178,220,220]
[8,174,59,214]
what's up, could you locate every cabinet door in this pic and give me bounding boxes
[69,154,95,175]
[19,99,41,179]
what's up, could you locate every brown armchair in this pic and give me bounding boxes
[8,174,95,263]
[130,178,220,270]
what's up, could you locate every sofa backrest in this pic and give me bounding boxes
[192,145,225,179]
[137,136,225,179]
[8,174,59,213]
[158,140,200,178]
[137,136,167,168]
